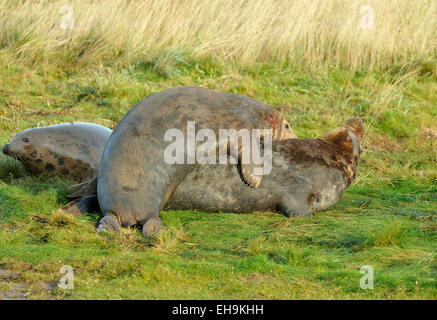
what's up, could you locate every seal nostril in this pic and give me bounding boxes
[2,143,9,155]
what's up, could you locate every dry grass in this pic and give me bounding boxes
[0,0,436,300]
[0,0,435,71]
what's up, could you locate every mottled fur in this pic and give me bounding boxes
[168,118,364,214]
[2,123,112,183]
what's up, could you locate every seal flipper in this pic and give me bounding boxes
[61,194,101,216]
[67,176,98,198]
[241,163,262,188]
[231,136,263,188]
[97,214,122,233]
[61,200,84,217]
[278,195,313,218]
[141,216,165,237]
[282,206,313,218]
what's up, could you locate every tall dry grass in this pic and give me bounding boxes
[0,0,435,71]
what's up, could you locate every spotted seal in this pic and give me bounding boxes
[96,86,296,235]
[67,118,364,227]
[167,118,364,215]
[2,122,112,183]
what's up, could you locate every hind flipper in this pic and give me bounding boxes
[61,194,100,216]
[97,214,121,233]
[67,176,98,199]
[142,216,165,237]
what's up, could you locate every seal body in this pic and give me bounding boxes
[167,119,364,215]
[97,86,296,235]
[70,118,364,226]
[2,122,112,182]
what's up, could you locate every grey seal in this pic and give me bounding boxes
[96,86,296,235]
[67,118,364,230]
[2,122,112,183]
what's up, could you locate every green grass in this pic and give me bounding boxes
[0,51,436,299]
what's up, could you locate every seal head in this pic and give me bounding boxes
[2,122,112,182]
[322,117,365,173]
[2,128,43,170]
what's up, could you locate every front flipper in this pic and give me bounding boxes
[241,163,262,188]
[67,176,98,199]
[230,135,263,188]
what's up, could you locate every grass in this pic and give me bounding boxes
[0,0,436,299]
[0,0,436,72]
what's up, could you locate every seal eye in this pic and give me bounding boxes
[23,137,29,143]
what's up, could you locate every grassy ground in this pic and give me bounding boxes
[0,53,435,299]
[0,0,436,299]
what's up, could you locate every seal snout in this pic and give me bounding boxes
[2,143,10,155]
